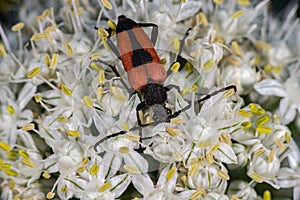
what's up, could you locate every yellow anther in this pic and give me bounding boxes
[31,33,45,40]
[273,114,281,121]
[7,151,18,160]
[0,141,11,151]
[22,123,35,131]
[264,64,273,73]
[9,180,15,189]
[19,149,29,159]
[181,88,188,96]
[160,58,166,65]
[121,123,130,131]
[0,43,7,57]
[213,0,222,5]
[203,59,214,71]
[11,22,25,31]
[125,134,140,141]
[76,166,85,173]
[111,86,127,101]
[285,132,290,143]
[57,116,68,122]
[82,157,89,166]
[83,96,93,109]
[0,163,12,170]
[198,12,208,26]
[90,164,100,175]
[218,171,230,180]
[7,105,15,115]
[224,88,235,98]
[256,115,270,126]
[5,169,18,177]
[231,195,241,200]
[232,10,245,19]
[101,0,113,10]
[107,20,116,31]
[272,66,281,74]
[268,149,275,163]
[228,56,241,66]
[98,182,112,192]
[190,188,206,200]
[170,117,184,124]
[96,86,103,100]
[66,130,81,137]
[256,125,272,134]
[97,27,109,38]
[250,173,263,183]
[238,0,250,6]
[188,163,199,177]
[27,67,41,78]
[42,171,51,179]
[206,152,214,164]
[60,185,67,193]
[119,147,130,153]
[34,95,42,103]
[90,62,101,71]
[171,62,180,73]
[166,126,179,137]
[231,41,243,56]
[254,148,265,157]
[166,167,177,181]
[255,41,270,51]
[46,192,55,199]
[22,158,35,168]
[42,8,50,18]
[44,53,51,67]
[185,62,193,73]
[191,84,198,92]
[173,37,180,52]
[123,164,139,173]
[253,56,261,66]
[51,53,59,68]
[98,70,105,85]
[61,85,72,96]
[249,103,265,115]
[263,190,271,200]
[90,52,102,60]
[241,121,251,130]
[219,133,232,145]
[64,42,73,56]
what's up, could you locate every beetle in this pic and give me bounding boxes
[93,15,236,127]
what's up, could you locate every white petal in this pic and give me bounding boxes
[131,173,154,194]
[213,143,237,164]
[123,151,149,173]
[279,97,297,124]
[110,174,131,198]
[102,153,122,178]
[17,82,37,110]
[176,1,203,22]
[254,79,286,97]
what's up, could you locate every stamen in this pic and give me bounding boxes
[272,66,281,74]
[224,89,235,97]
[181,88,188,96]
[111,86,127,101]
[250,173,263,183]
[231,41,243,56]
[46,192,55,199]
[98,70,105,84]
[171,62,180,73]
[203,59,214,71]
[255,41,270,51]
[98,182,112,192]
[7,105,15,115]
[190,188,206,199]
[19,149,29,158]
[82,157,89,166]
[275,138,284,149]
[264,64,272,73]
[27,67,41,78]
[206,152,214,164]
[31,33,45,41]
[241,121,251,130]
[44,53,51,67]
[249,103,265,115]
[256,125,272,134]
[218,171,230,180]
[273,114,281,121]
[107,20,116,31]
[190,84,198,92]
[170,118,184,124]
[22,123,35,131]
[198,12,208,26]
[61,85,72,96]
[119,147,129,153]
[11,22,25,31]
[231,10,245,19]
[42,171,51,179]
[7,151,18,160]
[237,0,250,6]
[57,116,68,123]
[263,190,271,200]
[60,185,67,193]
[101,0,113,10]
[213,0,222,5]
[219,133,232,145]
[188,162,199,177]
[90,52,102,60]
[0,163,12,170]
[228,56,241,66]
[173,37,180,52]
[66,130,81,137]
[254,148,265,157]
[166,167,177,181]
[231,195,241,200]
[96,86,103,100]
[285,132,290,143]
[22,158,35,168]
[166,126,179,137]
[64,42,73,56]
[51,53,59,68]
[5,169,18,177]
[34,95,42,103]
[0,141,11,151]
[90,164,100,175]
[83,96,93,109]
[268,149,275,163]
[125,134,140,141]
[0,43,7,57]
[121,123,130,131]
[256,115,270,125]
[123,164,139,173]
[97,27,109,39]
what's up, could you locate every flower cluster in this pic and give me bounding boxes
[0,0,299,199]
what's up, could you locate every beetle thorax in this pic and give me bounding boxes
[140,83,167,106]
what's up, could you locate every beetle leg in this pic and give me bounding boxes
[137,22,158,46]
[136,101,147,126]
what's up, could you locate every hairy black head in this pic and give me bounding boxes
[140,83,167,106]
